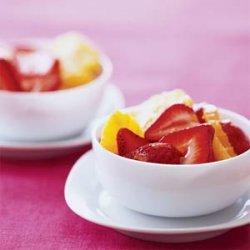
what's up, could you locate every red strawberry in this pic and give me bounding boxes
[195,108,206,123]
[14,50,61,92]
[117,128,148,156]
[145,104,198,142]
[126,142,183,164]
[0,59,21,91]
[221,122,250,155]
[160,125,215,164]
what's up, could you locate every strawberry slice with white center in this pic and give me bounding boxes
[117,128,148,156]
[126,142,183,164]
[145,104,198,142]
[14,50,61,92]
[160,125,215,164]
[0,59,21,91]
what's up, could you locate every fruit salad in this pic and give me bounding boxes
[0,32,102,92]
[100,89,250,164]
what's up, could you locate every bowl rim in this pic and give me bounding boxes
[92,106,250,169]
[0,37,113,96]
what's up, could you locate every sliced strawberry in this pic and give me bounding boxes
[117,128,148,156]
[14,50,61,92]
[0,59,21,91]
[145,104,198,142]
[195,108,206,123]
[126,142,183,164]
[221,122,250,155]
[160,125,215,164]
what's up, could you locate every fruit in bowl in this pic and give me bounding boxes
[0,32,102,92]
[0,32,112,141]
[100,89,249,164]
[92,89,250,217]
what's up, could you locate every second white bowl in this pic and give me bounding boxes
[0,54,112,142]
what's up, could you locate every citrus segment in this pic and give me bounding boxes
[210,122,236,156]
[212,128,234,161]
[201,106,236,160]
[100,111,143,154]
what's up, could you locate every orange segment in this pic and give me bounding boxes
[100,111,143,154]
[212,136,231,161]
[211,122,236,156]
[202,105,236,161]
[210,122,236,161]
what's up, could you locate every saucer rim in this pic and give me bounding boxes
[64,151,250,235]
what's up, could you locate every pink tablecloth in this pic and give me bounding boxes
[1,0,250,249]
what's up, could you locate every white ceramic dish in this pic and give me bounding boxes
[0,38,112,141]
[64,151,250,243]
[0,84,124,159]
[92,107,250,217]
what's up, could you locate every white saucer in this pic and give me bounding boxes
[0,85,125,159]
[65,151,250,243]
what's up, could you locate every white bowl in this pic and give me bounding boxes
[92,107,250,218]
[0,54,112,141]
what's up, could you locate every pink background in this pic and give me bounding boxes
[1,0,250,249]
